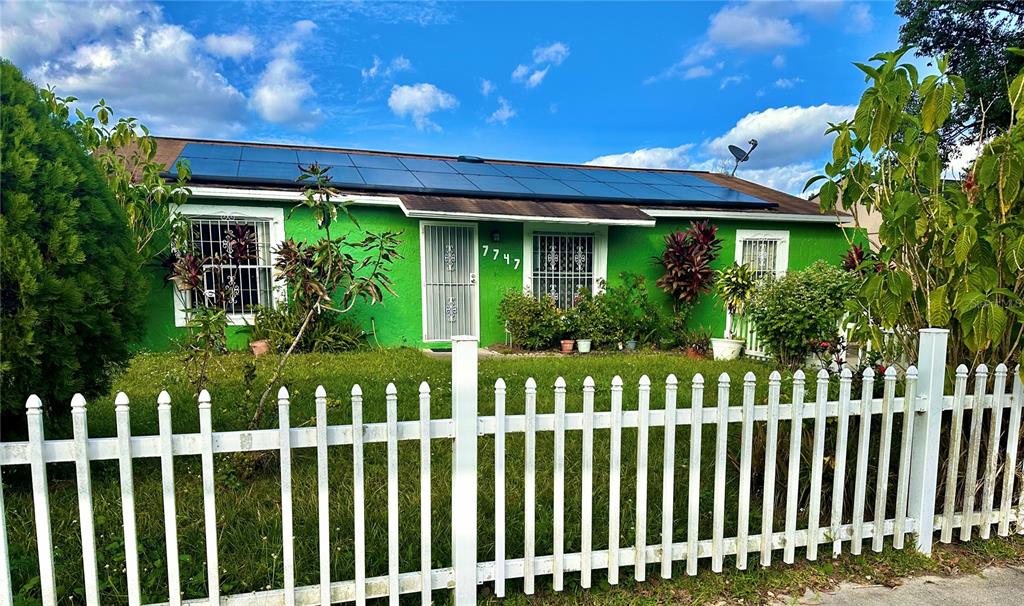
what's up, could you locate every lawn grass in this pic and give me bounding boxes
[1,348,917,603]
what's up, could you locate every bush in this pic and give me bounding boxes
[601,272,663,345]
[0,61,146,420]
[654,220,721,313]
[567,288,615,347]
[249,305,364,353]
[746,261,859,367]
[498,289,561,350]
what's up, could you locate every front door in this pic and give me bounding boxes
[421,222,478,342]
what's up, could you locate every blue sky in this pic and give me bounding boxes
[1,1,914,193]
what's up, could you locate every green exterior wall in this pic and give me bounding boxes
[138,200,852,352]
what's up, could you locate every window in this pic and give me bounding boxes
[735,229,789,279]
[172,205,284,326]
[530,232,596,309]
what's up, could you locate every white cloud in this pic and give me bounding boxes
[720,74,747,89]
[11,1,247,137]
[707,4,805,50]
[202,31,255,60]
[845,3,874,32]
[532,41,570,66]
[481,79,496,96]
[586,144,695,169]
[487,96,516,125]
[512,41,569,88]
[774,77,804,88]
[361,54,413,80]
[388,82,458,131]
[251,20,323,130]
[772,54,786,68]
[683,65,713,80]
[585,103,856,194]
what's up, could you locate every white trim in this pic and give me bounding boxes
[404,208,654,227]
[734,229,790,276]
[418,220,481,343]
[522,223,609,295]
[171,203,286,328]
[187,185,404,208]
[644,208,851,224]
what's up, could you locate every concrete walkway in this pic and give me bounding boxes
[784,566,1024,605]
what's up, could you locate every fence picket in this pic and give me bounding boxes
[712,374,729,572]
[581,377,595,588]
[278,387,296,606]
[0,411,12,606]
[686,374,704,576]
[660,375,678,579]
[998,367,1023,536]
[961,365,988,541]
[198,390,220,604]
[806,369,829,560]
[26,395,56,605]
[157,392,181,606]
[70,394,101,606]
[851,368,875,555]
[872,368,897,552]
[608,376,623,584]
[635,375,651,581]
[553,377,567,590]
[115,392,142,606]
[736,372,756,570]
[760,371,782,566]
[831,369,853,557]
[386,383,400,605]
[980,365,1007,539]
[315,386,331,606]
[351,385,367,606]
[493,379,506,597]
[524,377,537,594]
[941,366,970,543]
[893,367,917,549]
[783,370,805,564]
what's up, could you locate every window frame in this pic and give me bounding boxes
[171,204,286,327]
[734,228,790,278]
[521,223,608,305]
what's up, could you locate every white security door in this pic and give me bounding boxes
[421,222,478,342]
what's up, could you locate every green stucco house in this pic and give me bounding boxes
[142,137,853,353]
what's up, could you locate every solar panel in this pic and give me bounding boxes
[357,167,423,188]
[412,171,478,190]
[536,166,595,181]
[240,147,299,163]
[448,161,503,176]
[297,150,353,166]
[695,187,766,204]
[494,164,547,179]
[182,143,242,160]
[659,172,714,187]
[517,178,585,196]
[325,166,365,185]
[349,153,406,170]
[653,184,723,203]
[174,156,239,178]
[578,168,639,183]
[611,182,678,200]
[563,180,628,198]
[237,161,303,182]
[464,175,532,195]
[628,171,679,186]
[400,157,457,173]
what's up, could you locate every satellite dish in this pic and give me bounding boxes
[729,139,759,176]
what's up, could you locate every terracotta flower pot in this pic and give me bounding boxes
[250,339,271,357]
[560,339,575,353]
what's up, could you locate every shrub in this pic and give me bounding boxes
[746,261,859,367]
[249,305,364,353]
[0,61,146,420]
[716,262,757,339]
[498,290,561,350]
[655,220,722,312]
[568,288,615,347]
[601,273,663,345]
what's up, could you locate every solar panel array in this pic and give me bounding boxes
[168,143,776,208]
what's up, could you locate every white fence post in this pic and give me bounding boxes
[908,328,948,555]
[451,336,479,605]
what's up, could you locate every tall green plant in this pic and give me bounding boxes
[808,47,1024,368]
[654,220,722,313]
[716,262,757,339]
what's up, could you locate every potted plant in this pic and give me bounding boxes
[711,262,757,360]
[559,305,577,353]
[571,288,602,353]
[686,328,712,359]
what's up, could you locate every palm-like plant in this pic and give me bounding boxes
[716,262,757,339]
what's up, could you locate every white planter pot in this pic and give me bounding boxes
[577,339,592,353]
[710,338,744,361]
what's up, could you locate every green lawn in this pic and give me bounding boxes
[3,348,883,604]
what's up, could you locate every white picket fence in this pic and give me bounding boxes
[1,329,1023,605]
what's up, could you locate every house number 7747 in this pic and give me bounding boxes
[481,245,520,269]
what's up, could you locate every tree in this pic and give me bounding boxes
[897,1,1024,156]
[809,47,1024,369]
[0,61,147,420]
